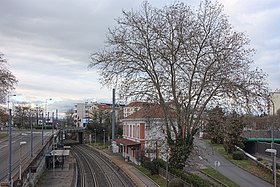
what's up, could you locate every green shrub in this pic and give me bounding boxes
[148,159,213,187]
[170,167,212,187]
[232,151,244,160]
[151,159,160,175]
[141,157,159,175]
[168,178,184,187]
[276,163,280,170]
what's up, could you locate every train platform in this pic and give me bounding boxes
[105,153,160,187]
[39,153,76,187]
[39,145,159,187]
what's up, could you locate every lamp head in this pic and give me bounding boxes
[20,141,27,146]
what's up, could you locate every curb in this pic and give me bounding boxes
[199,169,229,187]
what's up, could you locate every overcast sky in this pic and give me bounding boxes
[1,0,279,114]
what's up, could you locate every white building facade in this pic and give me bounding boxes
[115,104,170,165]
[73,103,91,128]
[270,92,280,115]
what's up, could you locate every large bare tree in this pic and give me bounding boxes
[90,1,268,168]
[0,52,17,102]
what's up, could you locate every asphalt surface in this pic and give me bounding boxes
[0,130,50,183]
[191,137,273,187]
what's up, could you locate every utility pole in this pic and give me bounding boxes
[7,94,16,186]
[269,94,275,182]
[103,129,106,148]
[166,152,169,187]
[112,88,116,140]
[52,112,54,135]
[30,112,33,157]
[8,109,12,186]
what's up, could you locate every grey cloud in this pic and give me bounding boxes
[1,0,280,113]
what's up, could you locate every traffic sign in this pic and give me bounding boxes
[214,160,220,168]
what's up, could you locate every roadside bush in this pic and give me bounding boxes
[170,167,212,187]
[151,159,160,175]
[141,157,159,175]
[168,178,184,187]
[232,151,244,160]
[257,157,263,161]
[156,158,166,168]
[151,158,213,186]
[276,163,280,170]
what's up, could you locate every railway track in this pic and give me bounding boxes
[72,144,134,187]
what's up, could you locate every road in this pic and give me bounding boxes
[193,138,273,187]
[0,129,52,183]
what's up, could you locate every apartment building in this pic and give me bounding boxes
[269,92,280,115]
[123,101,147,118]
[73,102,91,128]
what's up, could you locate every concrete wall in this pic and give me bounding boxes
[245,141,280,158]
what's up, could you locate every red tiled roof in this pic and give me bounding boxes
[125,104,165,119]
[126,102,147,107]
[97,103,111,109]
[114,138,140,146]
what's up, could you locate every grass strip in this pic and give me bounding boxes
[0,132,8,139]
[35,170,48,187]
[135,165,166,187]
[201,167,239,187]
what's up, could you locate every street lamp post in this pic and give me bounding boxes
[94,129,97,146]
[19,141,27,180]
[8,108,12,186]
[166,153,169,187]
[42,98,52,145]
[266,149,277,187]
[53,135,57,172]
[52,112,54,136]
[7,94,16,186]
[165,146,170,187]
[269,94,276,181]
[45,98,52,126]
[270,97,275,149]
[30,112,33,157]
[103,129,106,148]
[41,110,44,145]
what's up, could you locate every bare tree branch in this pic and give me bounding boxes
[0,52,18,103]
[89,0,268,168]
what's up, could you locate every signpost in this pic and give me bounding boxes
[266,149,277,187]
[214,160,220,170]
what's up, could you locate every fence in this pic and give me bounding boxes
[158,167,192,187]
[243,130,280,139]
